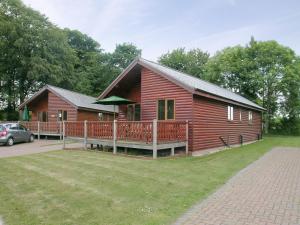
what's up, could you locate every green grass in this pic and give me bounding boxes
[0,136,299,225]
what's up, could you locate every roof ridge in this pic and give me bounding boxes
[139,58,259,105]
[47,84,96,99]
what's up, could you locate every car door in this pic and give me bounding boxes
[18,125,29,142]
[9,125,21,142]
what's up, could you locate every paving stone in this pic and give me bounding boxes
[173,147,300,225]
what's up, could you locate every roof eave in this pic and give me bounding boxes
[194,89,265,111]
[98,57,140,99]
[77,106,116,114]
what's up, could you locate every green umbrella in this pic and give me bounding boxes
[22,105,30,121]
[94,96,135,119]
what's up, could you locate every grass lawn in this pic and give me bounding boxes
[0,136,299,225]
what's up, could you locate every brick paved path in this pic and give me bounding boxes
[173,147,300,225]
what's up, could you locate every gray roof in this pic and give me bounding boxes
[19,85,116,113]
[138,58,264,110]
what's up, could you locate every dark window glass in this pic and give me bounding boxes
[158,100,165,120]
[167,100,174,119]
[127,105,134,121]
[63,111,68,121]
[19,125,26,131]
[58,110,67,121]
[134,104,141,121]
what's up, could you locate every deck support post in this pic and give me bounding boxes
[62,121,65,149]
[113,120,117,154]
[37,121,40,140]
[124,147,128,154]
[171,147,175,156]
[83,120,87,150]
[185,120,189,155]
[152,119,157,159]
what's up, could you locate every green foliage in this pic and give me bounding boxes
[0,0,141,115]
[159,48,209,78]
[203,37,300,134]
[108,43,142,70]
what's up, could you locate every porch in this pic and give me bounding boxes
[63,120,188,158]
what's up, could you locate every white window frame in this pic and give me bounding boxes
[239,109,242,122]
[248,111,253,124]
[227,106,234,121]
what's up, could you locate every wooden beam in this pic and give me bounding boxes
[113,120,117,154]
[152,119,157,159]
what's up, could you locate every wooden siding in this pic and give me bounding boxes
[118,81,141,121]
[141,67,194,150]
[77,110,114,121]
[192,95,262,151]
[48,91,77,122]
[28,93,48,121]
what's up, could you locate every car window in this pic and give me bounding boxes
[0,125,4,131]
[19,125,27,131]
[9,126,19,130]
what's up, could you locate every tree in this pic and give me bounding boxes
[0,0,76,119]
[158,48,209,78]
[204,37,300,134]
[109,43,141,70]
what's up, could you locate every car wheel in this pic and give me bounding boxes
[29,135,34,142]
[7,137,14,146]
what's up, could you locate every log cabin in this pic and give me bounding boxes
[19,85,116,122]
[98,57,264,154]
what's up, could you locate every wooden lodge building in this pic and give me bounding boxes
[18,85,116,122]
[98,57,264,153]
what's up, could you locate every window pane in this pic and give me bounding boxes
[134,104,141,121]
[127,105,134,121]
[167,100,174,119]
[231,106,233,120]
[58,110,62,121]
[63,111,67,121]
[158,100,165,120]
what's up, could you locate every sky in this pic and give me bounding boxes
[22,0,300,61]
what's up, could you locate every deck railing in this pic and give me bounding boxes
[63,120,188,144]
[117,121,153,143]
[20,121,62,135]
[87,121,113,139]
[12,120,188,146]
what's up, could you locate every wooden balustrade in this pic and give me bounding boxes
[117,121,153,143]
[64,121,84,137]
[157,121,187,143]
[17,120,188,145]
[20,121,39,132]
[87,121,113,139]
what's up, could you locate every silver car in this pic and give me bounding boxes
[0,123,35,146]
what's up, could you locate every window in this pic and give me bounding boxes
[227,106,234,121]
[38,112,48,122]
[157,99,175,120]
[248,111,253,124]
[58,110,68,121]
[239,109,242,121]
[127,104,141,121]
[19,125,27,131]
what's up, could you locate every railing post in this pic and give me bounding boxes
[113,120,117,154]
[59,122,62,140]
[37,121,40,140]
[83,120,87,150]
[152,119,157,159]
[185,120,189,155]
[62,121,66,149]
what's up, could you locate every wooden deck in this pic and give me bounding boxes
[63,120,188,158]
[18,120,188,158]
